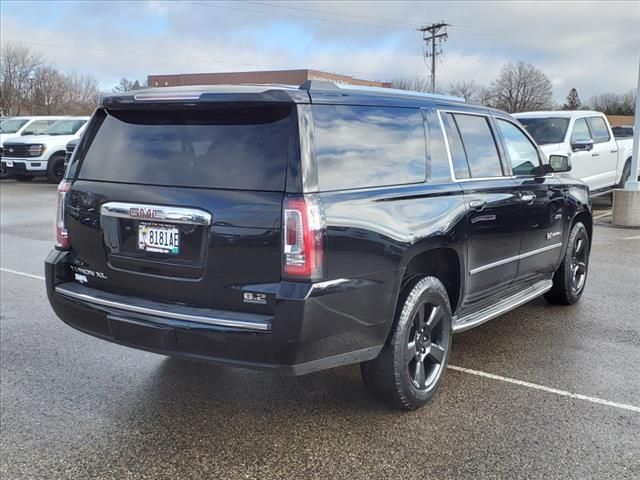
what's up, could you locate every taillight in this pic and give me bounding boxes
[283,195,325,280]
[55,180,71,249]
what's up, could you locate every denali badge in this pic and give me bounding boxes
[129,207,165,220]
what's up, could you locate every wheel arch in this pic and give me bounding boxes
[399,245,463,317]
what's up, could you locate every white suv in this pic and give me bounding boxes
[1,117,89,183]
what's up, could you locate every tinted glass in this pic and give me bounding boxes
[571,118,591,142]
[453,113,503,178]
[442,113,470,179]
[0,118,28,133]
[586,116,610,143]
[612,126,633,138]
[77,106,292,190]
[44,119,86,136]
[425,110,454,182]
[22,120,51,135]
[517,117,569,145]
[497,119,540,176]
[313,105,426,190]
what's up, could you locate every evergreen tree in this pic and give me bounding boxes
[563,88,581,110]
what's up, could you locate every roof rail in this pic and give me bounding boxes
[299,80,464,102]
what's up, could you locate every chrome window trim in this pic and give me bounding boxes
[100,202,212,226]
[55,284,270,331]
[437,109,508,182]
[470,243,563,275]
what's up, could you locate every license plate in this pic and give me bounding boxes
[138,224,180,254]
[5,161,13,167]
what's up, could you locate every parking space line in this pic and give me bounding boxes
[622,234,640,240]
[2,267,639,413]
[0,267,45,281]
[448,365,640,413]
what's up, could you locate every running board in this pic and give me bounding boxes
[452,280,552,333]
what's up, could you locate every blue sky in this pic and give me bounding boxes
[1,0,638,102]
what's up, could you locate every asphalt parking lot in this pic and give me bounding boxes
[1,180,639,480]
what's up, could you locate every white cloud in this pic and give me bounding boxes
[1,0,638,102]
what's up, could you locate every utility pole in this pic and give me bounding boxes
[418,22,449,93]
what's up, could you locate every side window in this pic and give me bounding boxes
[586,117,611,143]
[453,113,504,178]
[441,113,470,179]
[313,105,427,191]
[22,120,51,135]
[571,118,591,143]
[496,119,541,176]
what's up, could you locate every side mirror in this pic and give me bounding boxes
[548,155,572,173]
[571,138,593,152]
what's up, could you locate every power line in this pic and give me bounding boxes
[418,22,449,93]
[192,1,419,30]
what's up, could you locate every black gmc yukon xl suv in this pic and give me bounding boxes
[46,82,592,410]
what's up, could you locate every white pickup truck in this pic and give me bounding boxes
[514,110,636,196]
[1,117,88,183]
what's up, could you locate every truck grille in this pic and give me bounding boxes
[2,144,33,158]
[65,143,77,163]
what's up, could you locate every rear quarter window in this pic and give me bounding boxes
[312,105,427,191]
[76,106,293,191]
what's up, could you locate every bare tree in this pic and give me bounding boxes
[0,42,43,115]
[64,72,100,114]
[391,77,432,93]
[589,90,636,115]
[447,80,478,102]
[475,86,497,108]
[490,62,553,113]
[31,65,67,115]
[112,77,147,93]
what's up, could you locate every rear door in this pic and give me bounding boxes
[440,110,522,313]
[66,105,295,314]
[585,115,618,189]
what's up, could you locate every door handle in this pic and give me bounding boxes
[592,153,599,157]
[468,199,486,211]
[521,193,536,204]
[610,150,618,153]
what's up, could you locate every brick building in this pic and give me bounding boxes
[147,69,391,88]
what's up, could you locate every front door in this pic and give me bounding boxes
[494,117,566,285]
[439,110,522,314]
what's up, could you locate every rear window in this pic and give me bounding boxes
[313,105,427,191]
[76,106,292,190]
[586,116,610,143]
[517,117,569,145]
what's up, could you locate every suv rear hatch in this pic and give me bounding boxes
[64,103,296,315]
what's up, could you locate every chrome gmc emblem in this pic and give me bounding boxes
[129,207,165,220]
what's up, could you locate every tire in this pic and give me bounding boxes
[618,160,631,189]
[46,154,66,183]
[361,276,452,410]
[15,175,35,182]
[544,221,590,305]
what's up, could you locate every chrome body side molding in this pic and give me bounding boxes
[470,243,562,276]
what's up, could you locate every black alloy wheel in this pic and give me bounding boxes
[406,302,448,391]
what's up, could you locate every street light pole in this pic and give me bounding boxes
[624,57,640,192]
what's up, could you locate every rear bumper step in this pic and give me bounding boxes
[55,282,272,331]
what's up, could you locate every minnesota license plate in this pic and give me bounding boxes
[138,223,180,254]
